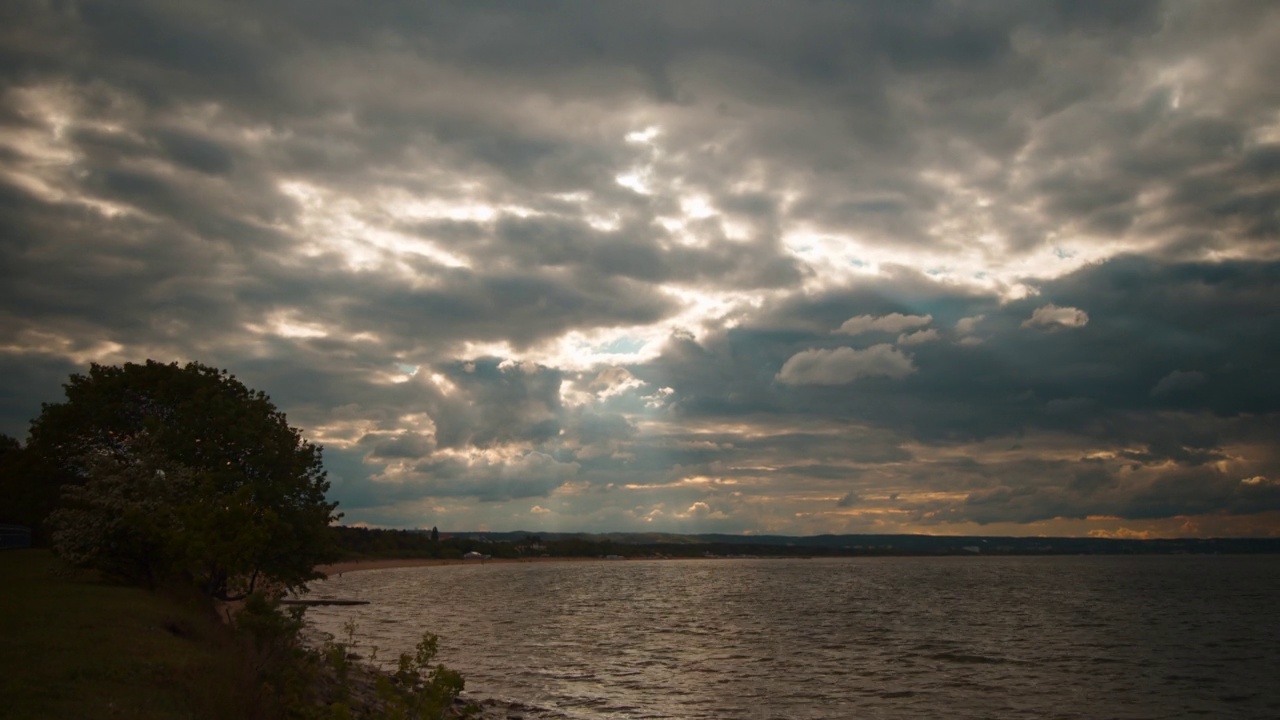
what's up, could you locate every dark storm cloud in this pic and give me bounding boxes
[651,257,1280,434]
[0,352,79,439]
[337,269,678,351]
[479,215,804,289]
[323,449,578,509]
[428,359,565,450]
[918,461,1280,527]
[2,1,1279,533]
[836,492,861,509]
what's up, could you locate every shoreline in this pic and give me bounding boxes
[315,555,616,576]
[303,558,554,719]
[316,557,471,575]
[314,553,832,579]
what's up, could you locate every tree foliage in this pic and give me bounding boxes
[0,432,61,543]
[50,441,196,586]
[37,360,339,599]
[0,433,32,526]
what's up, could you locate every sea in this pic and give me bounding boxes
[304,555,1280,719]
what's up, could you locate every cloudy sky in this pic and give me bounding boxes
[3,1,1279,538]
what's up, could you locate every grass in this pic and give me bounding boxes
[0,549,260,720]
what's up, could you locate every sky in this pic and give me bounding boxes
[2,1,1279,538]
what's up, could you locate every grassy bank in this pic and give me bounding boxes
[0,549,261,720]
[0,550,495,720]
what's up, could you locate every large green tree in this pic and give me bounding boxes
[34,360,340,599]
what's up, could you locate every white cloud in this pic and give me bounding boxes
[897,328,940,346]
[685,501,711,518]
[674,500,730,521]
[955,315,985,335]
[1022,304,1089,330]
[589,366,646,399]
[777,344,916,385]
[836,313,932,336]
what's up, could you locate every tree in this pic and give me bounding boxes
[0,433,60,543]
[431,526,439,542]
[0,434,30,526]
[35,360,340,599]
[49,440,197,587]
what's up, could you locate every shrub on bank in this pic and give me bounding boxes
[234,593,472,719]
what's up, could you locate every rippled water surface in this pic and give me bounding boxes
[306,556,1279,719]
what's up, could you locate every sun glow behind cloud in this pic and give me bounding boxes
[278,180,475,272]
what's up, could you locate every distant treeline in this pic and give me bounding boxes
[330,527,663,560]
[331,526,511,559]
[330,527,1280,560]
